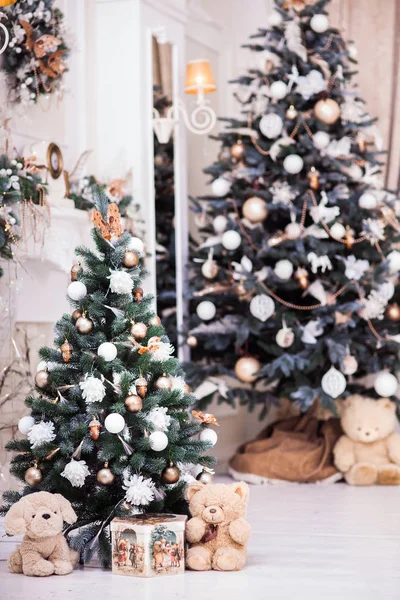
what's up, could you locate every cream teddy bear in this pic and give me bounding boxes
[185,481,251,572]
[334,395,400,485]
[4,491,78,576]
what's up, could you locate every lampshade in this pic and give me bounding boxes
[185,59,216,95]
[0,0,18,5]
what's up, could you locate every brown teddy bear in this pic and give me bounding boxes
[334,395,400,485]
[185,481,251,571]
[4,491,78,576]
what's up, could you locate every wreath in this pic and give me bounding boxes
[2,0,69,105]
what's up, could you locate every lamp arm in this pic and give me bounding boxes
[173,97,217,136]
[0,20,9,56]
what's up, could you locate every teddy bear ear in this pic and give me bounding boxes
[185,483,204,502]
[231,481,249,503]
[54,494,77,524]
[377,398,395,412]
[4,497,27,535]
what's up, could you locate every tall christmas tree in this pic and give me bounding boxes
[1,188,216,567]
[186,0,400,416]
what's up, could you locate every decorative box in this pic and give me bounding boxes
[110,514,187,577]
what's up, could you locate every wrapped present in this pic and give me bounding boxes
[110,514,187,577]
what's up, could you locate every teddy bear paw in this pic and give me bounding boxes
[53,560,73,575]
[186,547,212,571]
[345,463,378,486]
[378,465,400,485]
[212,547,245,572]
[24,559,55,577]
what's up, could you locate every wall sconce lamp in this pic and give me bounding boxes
[152,59,217,144]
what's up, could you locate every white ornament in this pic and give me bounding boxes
[267,10,283,27]
[211,177,231,197]
[250,294,275,322]
[359,192,378,210]
[276,326,294,348]
[362,289,388,320]
[270,136,296,162]
[170,376,186,394]
[18,416,35,435]
[310,191,340,224]
[285,222,302,240]
[149,431,168,451]
[105,413,125,434]
[379,281,394,300]
[274,259,293,280]
[68,281,87,301]
[80,375,106,403]
[259,113,283,139]
[146,407,171,432]
[196,301,216,321]
[222,230,241,250]
[283,154,303,174]
[374,372,399,397]
[361,218,385,245]
[27,420,56,449]
[295,70,326,100]
[213,215,228,233]
[108,270,134,294]
[326,136,352,158]
[199,428,218,447]
[387,251,400,274]
[301,320,323,344]
[270,80,287,100]
[61,459,90,488]
[307,252,332,274]
[97,342,118,362]
[313,131,330,150]
[348,42,358,59]
[36,360,47,372]
[310,14,329,33]
[123,473,155,506]
[151,340,175,361]
[342,255,369,280]
[330,222,346,239]
[348,164,363,181]
[271,181,297,206]
[127,236,144,254]
[342,355,358,376]
[321,366,347,399]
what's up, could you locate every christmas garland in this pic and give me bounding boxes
[2,0,69,105]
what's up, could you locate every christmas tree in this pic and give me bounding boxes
[1,188,216,567]
[186,0,400,416]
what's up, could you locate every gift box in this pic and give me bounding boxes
[110,514,187,577]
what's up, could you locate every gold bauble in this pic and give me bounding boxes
[161,464,180,484]
[314,98,341,125]
[70,262,82,282]
[130,322,148,339]
[184,383,191,394]
[96,464,115,485]
[230,140,245,160]
[124,394,143,412]
[89,417,101,440]
[72,309,82,322]
[234,356,261,383]
[155,376,171,391]
[35,370,49,389]
[242,196,268,223]
[60,340,73,363]
[123,250,139,268]
[344,227,355,249]
[307,167,320,190]
[135,377,148,398]
[201,259,219,279]
[149,314,161,326]
[286,105,298,120]
[186,335,198,348]
[295,267,309,290]
[76,315,94,334]
[196,470,214,485]
[386,303,400,322]
[133,287,144,302]
[25,465,42,486]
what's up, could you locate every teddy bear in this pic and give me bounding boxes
[185,481,251,572]
[333,395,400,485]
[4,491,78,576]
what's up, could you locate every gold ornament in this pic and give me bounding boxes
[135,377,147,398]
[276,326,295,348]
[286,105,298,120]
[342,355,358,376]
[133,287,144,302]
[72,309,82,322]
[386,303,400,322]
[230,140,245,160]
[295,267,309,290]
[76,313,94,335]
[155,376,172,391]
[25,464,42,486]
[357,132,367,153]
[124,394,143,412]
[184,383,191,394]
[344,226,355,249]
[242,196,268,223]
[186,335,198,348]
[161,463,180,484]
[314,98,341,125]
[307,166,320,190]
[89,417,101,440]
[130,321,148,339]
[234,356,261,383]
[60,339,73,363]
[201,259,219,279]
[35,370,49,389]
[335,311,352,325]
[192,410,219,426]
[70,262,82,282]
[196,469,214,485]
[233,281,248,298]
[123,250,139,268]
[96,463,115,485]
[283,0,315,10]
[148,314,161,326]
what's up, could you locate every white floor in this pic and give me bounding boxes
[1,482,400,600]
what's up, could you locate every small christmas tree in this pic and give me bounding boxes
[2,188,215,567]
[186,0,400,416]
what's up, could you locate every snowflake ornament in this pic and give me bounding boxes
[270,181,297,206]
[61,459,90,488]
[108,270,134,294]
[342,255,369,280]
[146,407,172,432]
[340,98,367,123]
[123,474,155,506]
[79,375,106,403]
[27,420,56,449]
[362,289,389,320]
[361,219,385,245]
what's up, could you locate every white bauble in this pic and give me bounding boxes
[149,431,168,451]
[128,236,144,254]
[313,131,330,150]
[97,342,117,362]
[274,259,293,280]
[267,10,283,27]
[250,294,275,322]
[259,113,283,139]
[213,215,228,234]
[374,372,399,397]
[285,222,302,240]
[211,177,231,197]
[330,222,346,239]
[348,42,358,59]
[270,81,287,100]
[283,154,303,174]
[321,366,346,399]
[104,413,125,434]
[36,360,47,372]
[68,281,87,301]
[196,301,216,321]
[18,415,35,435]
[348,164,363,181]
[276,327,294,348]
[387,250,400,274]
[341,355,358,376]
[310,14,329,33]
[222,230,241,250]
[199,428,218,447]
[359,192,378,210]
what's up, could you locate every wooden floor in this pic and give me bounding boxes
[1,482,400,600]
